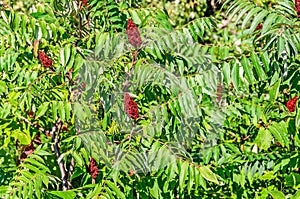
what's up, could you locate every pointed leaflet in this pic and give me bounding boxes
[48,191,76,199]
[249,10,268,32]
[268,121,289,149]
[242,7,262,29]
[106,181,126,199]
[60,44,71,67]
[290,190,300,199]
[199,166,219,184]
[254,128,272,150]
[250,52,266,81]
[269,78,281,101]
[35,102,49,118]
[268,191,285,199]
[179,161,189,192]
[241,55,255,83]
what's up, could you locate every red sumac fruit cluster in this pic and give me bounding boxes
[255,23,263,30]
[126,19,142,48]
[286,96,298,112]
[88,158,99,179]
[124,92,139,121]
[39,50,53,68]
[82,0,88,7]
[296,0,300,18]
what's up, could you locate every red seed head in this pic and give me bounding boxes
[286,96,298,112]
[127,19,136,29]
[39,50,53,68]
[88,158,99,179]
[255,23,263,30]
[126,19,142,48]
[83,0,88,6]
[295,0,300,18]
[124,93,139,120]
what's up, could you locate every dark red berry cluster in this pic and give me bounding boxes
[124,92,139,120]
[39,50,53,68]
[88,158,99,179]
[296,0,300,18]
[286,96,298,112]
[255,23,263,30]
[126,19,142,48]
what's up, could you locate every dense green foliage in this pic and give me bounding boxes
[0,0,299,198]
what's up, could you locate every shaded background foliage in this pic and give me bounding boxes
[0,0,299,198]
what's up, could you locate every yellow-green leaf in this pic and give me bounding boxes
[199,166,219,184]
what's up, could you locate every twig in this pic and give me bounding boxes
[79,12,82,39]
[19,115,48,134]
[122,50,139,91]
[65,67,80,189]
[128,122,136,141]
[51,118,68,191]
[67,157,75,189]
[211,0,216,13]
[19,115,67,189]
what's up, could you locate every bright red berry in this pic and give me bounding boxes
[286,96,298,112]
